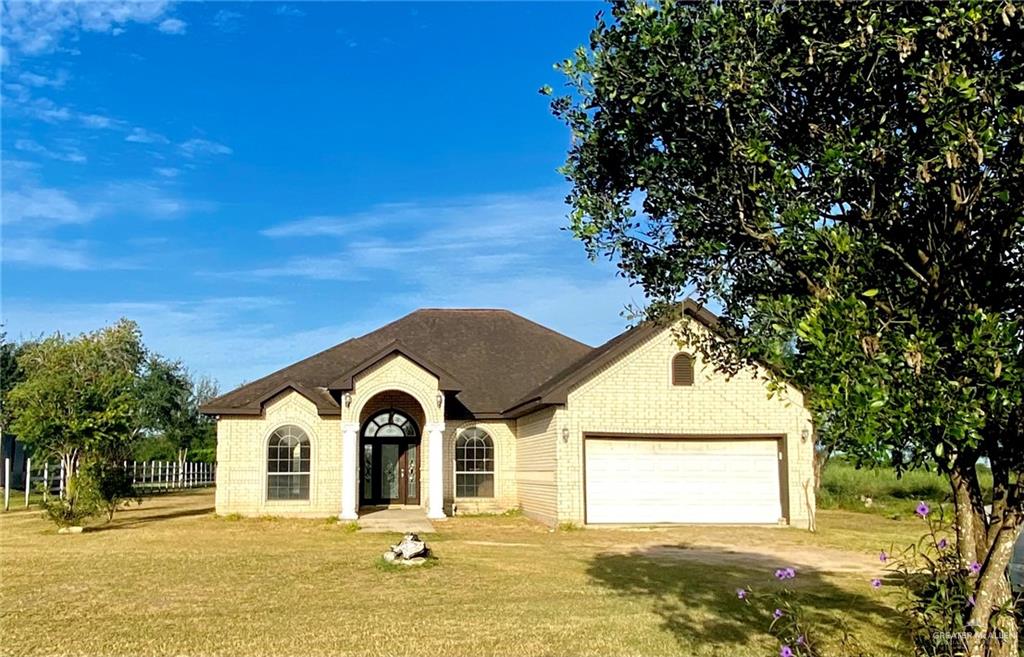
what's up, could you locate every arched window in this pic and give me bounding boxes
[672,353,695,386]
[455,428,494,498]
[267,425,310,500]
[362,410,418,438]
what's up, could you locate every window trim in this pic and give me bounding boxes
[454,427,495,499]
[671,352,695,387]
[265,424,313,503]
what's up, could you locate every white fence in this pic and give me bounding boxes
[2,457,217,511]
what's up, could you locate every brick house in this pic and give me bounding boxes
[200,301,815,528]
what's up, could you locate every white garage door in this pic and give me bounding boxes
[584,437,783,524]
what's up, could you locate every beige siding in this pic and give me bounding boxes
[514,407,560,525]
[560,320,815,529]
[215,391,341,517]
[444,420,517,515]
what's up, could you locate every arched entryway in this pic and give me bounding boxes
[358,391,425,508]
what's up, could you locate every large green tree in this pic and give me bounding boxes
[6,320,146,481]
[550,1,1022,655]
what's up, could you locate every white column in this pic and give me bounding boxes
[339,422,359,520]
[426,422,446,519]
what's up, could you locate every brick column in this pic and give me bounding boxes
[339,422,359,520]
[426,422,446,519]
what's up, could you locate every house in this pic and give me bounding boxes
[200,302,815,528]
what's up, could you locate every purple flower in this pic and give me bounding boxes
[780,646,793,657]
[968,595,976,607]
[773,608,784,619]
[785,567,796,579]
[796,636,805,646]
[774,567,796,580]
[879,550,888,563]
[871,578,883,589]
[970,561,982,575]
[938,538,948,550]
[916,501,931,518]
[736,588,747,600]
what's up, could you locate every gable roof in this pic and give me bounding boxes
[200,309,592,417]
[501,300,721,416]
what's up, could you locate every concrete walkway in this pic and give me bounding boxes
[357,508,435,533]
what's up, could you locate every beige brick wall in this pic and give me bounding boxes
[558,320,815,529]
[348,354,443,512]
[215,391,341,517]
[443,420,517,515]
[514,407,561,525]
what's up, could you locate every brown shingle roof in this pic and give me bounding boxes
[200,309,593,417]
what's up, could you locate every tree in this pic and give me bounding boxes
[6,320,146,488]
[134,357,217,468]
[0,331,32,432]
[549,2,1022,655]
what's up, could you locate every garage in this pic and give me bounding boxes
[584,436,785,524]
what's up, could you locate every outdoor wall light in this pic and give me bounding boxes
[801,427,810,443]
[343,392,352,408]
[562,428,569,443]
[436,392,444,408]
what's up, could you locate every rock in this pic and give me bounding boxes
[395,533,429,560]
[381,533,432,565]
[58,526,84,534]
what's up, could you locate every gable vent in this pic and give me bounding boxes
[672,353,694,386]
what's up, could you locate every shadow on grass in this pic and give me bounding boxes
[586,543,902,652]
[90,505,214,531]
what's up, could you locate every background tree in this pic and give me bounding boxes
[549,2,1022,655]
[0,331,32,432]
[133,358,217,466]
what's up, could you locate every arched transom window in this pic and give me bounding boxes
[455,427,494,498]
[363,410,418,438]
[267,425,310,500]
[672,352,695,386]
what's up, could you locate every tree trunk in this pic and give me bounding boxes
[948,457,1022,657]
[965,520,1020,657]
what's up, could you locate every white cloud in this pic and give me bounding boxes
[13,138,87,163]
[212,10,242,32]
[2,180,214,228]
[2,185,98,225]
[79,113,122,129]
[125,127,170,144]
[2,237,96,270]
[179,138,232,158]
[275,5,306,17]
[154,167,180,178]
[18,70,69,88]
[157,18,187,35]
[0,1,174,56]
[238,188,644,346]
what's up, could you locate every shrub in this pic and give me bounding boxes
[82,460,142,522]
[39,473,98,529]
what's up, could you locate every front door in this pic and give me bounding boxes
[360,410,421,507]
[362,440,419,505]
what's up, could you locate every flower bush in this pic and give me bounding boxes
[735,501,1016,656]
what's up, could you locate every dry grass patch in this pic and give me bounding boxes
[0,491,915,656]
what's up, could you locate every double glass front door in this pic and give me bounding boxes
[361,440,419,505]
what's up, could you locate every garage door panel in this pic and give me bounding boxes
[585,438,782,524]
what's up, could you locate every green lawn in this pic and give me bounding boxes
[0,491,925,656]
[819,459,991,518]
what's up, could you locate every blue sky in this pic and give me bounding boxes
[1,1,643,390]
